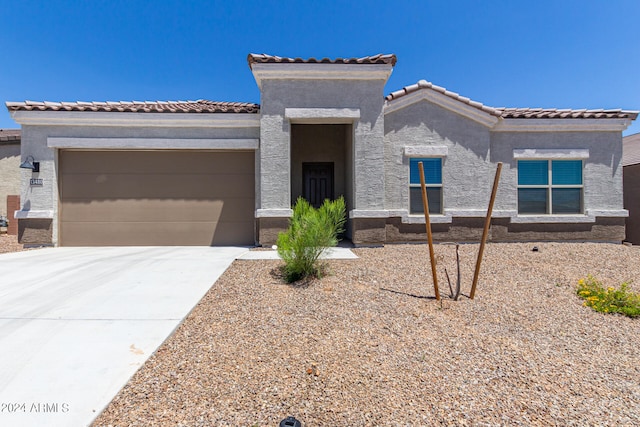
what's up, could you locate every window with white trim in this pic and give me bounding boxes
[409,158,443,214]
[517,159,583,214]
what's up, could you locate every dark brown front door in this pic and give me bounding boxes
[303,162,334,208]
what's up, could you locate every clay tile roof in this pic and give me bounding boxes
[0,128,20,143]
[385,79,501,117]
[247,53,397,66]
[385,80,639,120]
[494,107,638,120]
[5,100,260,114]
[623,133,640,166]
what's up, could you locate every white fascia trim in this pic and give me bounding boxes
[285,108,360,124]
[403,145,448,157]
[349,209,389,219]
[513,148,589,159]
[493,118,632,132]
[48,137,259,150]
[14,209,54,219]
[384,90,499,128]
[256,209,293,218]
[251,63,393,89]
[10,111,261,128]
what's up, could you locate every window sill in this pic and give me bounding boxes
[14,209,54,219]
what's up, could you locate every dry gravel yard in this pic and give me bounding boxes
[90,242,640,426]
[0,234,26,254]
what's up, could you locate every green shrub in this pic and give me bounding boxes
[276,196,346,283]
[576,275,640,318]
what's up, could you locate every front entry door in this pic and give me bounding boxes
[303,162,334,208]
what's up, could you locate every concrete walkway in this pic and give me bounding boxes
[236,246,358,260]
[0,246,249,427]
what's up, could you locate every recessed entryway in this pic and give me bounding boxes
[290,124,352,209]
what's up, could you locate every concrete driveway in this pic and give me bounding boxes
[0,246,248,427]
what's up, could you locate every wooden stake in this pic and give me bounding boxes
[470,162,502,299]
[418,162,440,301]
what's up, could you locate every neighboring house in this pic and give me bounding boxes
[0,129,21,219]
[623,133,640,244]
[5,53,638,247]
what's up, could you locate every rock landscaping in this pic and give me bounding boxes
[93,242,640,426]
[0,234,25,254]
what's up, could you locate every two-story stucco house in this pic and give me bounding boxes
[6,53,638,246]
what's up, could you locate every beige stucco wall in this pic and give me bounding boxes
[0,142,21,217]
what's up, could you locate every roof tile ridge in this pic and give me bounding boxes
[385,79,500,116]
[248,52,397,65]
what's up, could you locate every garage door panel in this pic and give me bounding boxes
[60,221,255,246]
[61,173,254,199]
[60,150,255,246]
[60,198,255,222]
[62,151,255,175]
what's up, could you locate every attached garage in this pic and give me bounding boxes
[59,150,255,246]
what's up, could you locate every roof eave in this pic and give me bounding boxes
[9,110,261,128]
[250,62,394,90]
[5,100,260,115]
[492,117,634,132]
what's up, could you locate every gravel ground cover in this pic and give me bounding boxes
[93,242,640,426]
[0,234,26,254]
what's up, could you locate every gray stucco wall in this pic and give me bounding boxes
[19,122,260,245]
[259,79,386,211]
[0,141,21,217]
[384,98,625,221]
[490,131,624,215]
[384,100,493,214]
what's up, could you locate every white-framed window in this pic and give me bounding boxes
[517,159,583,214]
[409,157,443,214]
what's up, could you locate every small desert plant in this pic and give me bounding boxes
[576,275,640,318]
[277,196,346,283]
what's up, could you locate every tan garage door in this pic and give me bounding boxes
[59,150,255,246]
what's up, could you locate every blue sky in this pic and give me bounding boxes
[2,0,639,135]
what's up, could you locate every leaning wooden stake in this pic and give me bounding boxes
[418,162,440,301]
[470,162,502,299]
